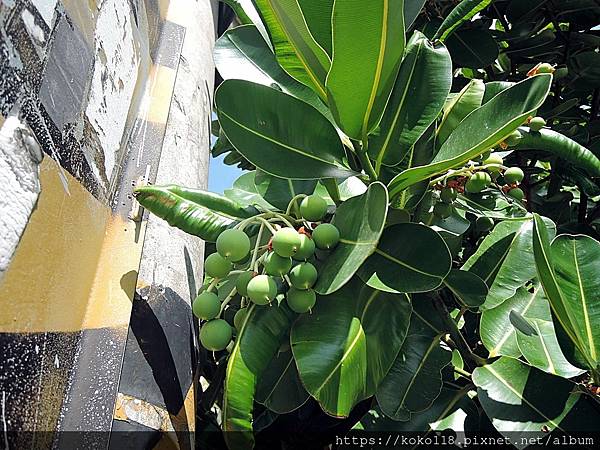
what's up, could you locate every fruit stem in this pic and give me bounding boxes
[285,194,308,216]
[453,366,472,380]
[354,139,378,181]
[219,287,238,315]
[201,278,219,294]
[428,163,506,187]
[250,224,265,270]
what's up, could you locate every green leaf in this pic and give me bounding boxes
[223,304,295,450]
[404,0,427,28]
[376,296,451,420]
[515,128,600,177]
[314,176,368,205]
[214,25,330,119]
[359,223,452,293]
[134,185,256,242]
[224,171,275,211]
[254,170,317,211]
[315,182,388,295]
[326,0,406,139]
[462,217,556,310]
[254,0,331,99]
[255,347,310,414]
[472,357,579,443]
[482,81,514,104]
[291,278,412,417]
[446,29,499,69]
[369,31,452,170]
[216,80,354,180]
[443,269,488,309]
[434,0,492,42]
[221,0,271,46]
[436,79,485,146]
[297,0,333,55]
[481,285,550,358]
[388,74,552,198]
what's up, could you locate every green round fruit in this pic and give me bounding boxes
[233,308,248,330]
[505,131,522,147]
[537,63,555,74]
[293,234,316,261]
[246,274,277,305]
[236,271,256,297]
[433,202,453,219]
[263,252,293,277]
[439,188,457,204]
[286,288,316,313]
[289,262,318,290]
[204,253,232,279]
[529,117,546,132]
[193,292,221,320]
[272,228,302,257]
[200,319,232,351]
[483,153,504,173]
[465,172,492,193]
[504,167,524,184]
[299,195,328,222]
[312,223,340,250]
[475,216,495,232]
[216,229,251,262]
[507,187,525,201]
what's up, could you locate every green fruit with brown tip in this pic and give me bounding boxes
[465,172,492,193]
[289,262,318,290]
[504,167,524,184]
[193,292,221,320]
[433,202,453,219]
[312,223,340,250]
[272,227,302,257]
[505,130,522,147]
[507,187,525,201]
[475,216,495,232]
[200,319,232,351]
[263,252,293,277]
[483,153,504,173]
[236,271,256,297]
[537,63,555,74]
[439,188,457,204]
[286,288,316,313]
[216,229,251,262]
[299,195,328,221]
[246,274,277,305]
[293,234,315,261]
[529,117,546,132]
[234,308,248,330]
[204,253,232,279]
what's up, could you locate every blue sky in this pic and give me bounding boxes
[208,154,243,193]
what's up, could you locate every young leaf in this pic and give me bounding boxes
[433,0,492,43]
[326,0,405,139]
[216,80,355,180]
[436,79,485,146]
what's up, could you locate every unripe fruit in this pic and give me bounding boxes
[193,292,221,320]
[475,216,495,232]
[289,262,318,290]
[312,223,340,250]
[507,187,525,201]
[529,117,546,132]
[236,271,256,297]
[433,202,453,219]
[200,319,232,351]
[205,253,232,279]
[234,308,248,330]
[272,227,302,257]
[293,234,316,261]
[263,252,293,277]
[299,195,328,222]
[246,274,277,305]
[216,229,251,262]
[465,172,492,193]
[439,188,457,204]
[537,63,555,74]
[504,167,524,184]
[483,153,504,173]
[505,130,522,147]
[286,288,316,313]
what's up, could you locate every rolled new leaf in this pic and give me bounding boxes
[434,0,492,43]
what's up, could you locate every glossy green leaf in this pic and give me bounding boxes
[443,269,488,309]
[326,0,405,139]
[388,74,552,198]
[297,0,333,55]
[216,80,354,180]
[446,29,499,69]
[315,182,388,295]
[404,0,427,28]
[434,0,492,42]
[223,304,295,449]
[134,185,256,242]
[291,278,412,417]
[314,176,368,205]
[254,0,331,99]
[254,170,317,211]
[482,81,514,104]
[437,79,485,146]
[359,223,452,293]
[515,128,600,177]
[369,31,452,170]
[462,217,556,310]
[214,25,330,118]
[473,357,579,443]
[377,296,451,420]
[255,348,310,414]
[224,171,275,211]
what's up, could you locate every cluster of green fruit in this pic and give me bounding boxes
[192,195,341,352]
